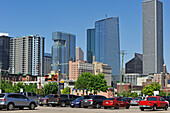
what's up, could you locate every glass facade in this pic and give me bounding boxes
[87,28,95,63]
[95,17,120,76]
[52,32,76,80]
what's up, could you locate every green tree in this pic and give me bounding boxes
[142,82,161,96]
[61,87,70,94]
[41,82,58,95]
[168,92,170,96]
[131,92,138,98]
[159,91,167,96]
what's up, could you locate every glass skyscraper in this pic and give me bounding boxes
[95,17,120,77]
[52,32,76,80]
[87,28,95,63]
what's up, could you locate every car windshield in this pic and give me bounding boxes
[45,95,53,98]
[75,97,83,101]
[106,98,115,100]
[83,96,92,99]
[147,97,157,101]
[133,98,140,100]
[0,94,5,98]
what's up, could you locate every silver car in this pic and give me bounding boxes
[130,98,141,106]
[0,93,37,110]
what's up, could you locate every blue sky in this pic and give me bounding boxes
[0,0,170,72]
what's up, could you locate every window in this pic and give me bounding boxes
[117,98,121,101]
[0,94,5,98]
[54,95,58,98]
[147,97,157,101]
[8,94,17,98]
[69,95,75,99]
[60,95,68,98]
[17,94,27,99]
[28,92,31,96]
[106,98,115,100]
[32,93,37,96]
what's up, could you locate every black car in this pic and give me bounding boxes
[48,94,80,107]
[81,95,107,108]
[162,96,170,106]
[122,97,133,103]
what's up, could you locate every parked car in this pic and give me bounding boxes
[139,96,168,111]
[162,96,170,106]
[48,94,80,107]
[103,97,130,109]
[39,94,56,106]
[81,95,107,108]
[122,97,133,103]
[21,92,38,102]
[130,98,141,106]
[0,93,37,110]
[70,97,84,108]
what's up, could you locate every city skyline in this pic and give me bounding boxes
[0,0,170,72]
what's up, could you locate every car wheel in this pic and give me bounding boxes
[52,104,56,107]
[0,108,2,110]
[126,104,130,109]
[39,104,43,106]
[7,103,14,110]
[29,103,35,110]
[95,103,101,109]
[83,106,88,108]
[71,106,74,108]
[104,107,108,109]
[140,108,144,111]
[60,102,66,107]
[152,105,157,111]
[114,104,119,109]
[164,105,168,110]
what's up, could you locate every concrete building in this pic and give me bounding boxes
[95,17,120,79]
[52,32,76,80]
[149,73,165,88]
[10,35,45,76]
[0,33,11,70]
[69,60,94,81]
[125,53,143,74]
[44,53,52,75]
[123,73,140,86]
[76,47,84,61]
[87,28,95,63]
[165,73,170,88]
[137,75,153,86]
[143,0,163,74]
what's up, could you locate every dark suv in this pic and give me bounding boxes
[81,95,107,108]
[48,94,79,107]
[0,93,37,110]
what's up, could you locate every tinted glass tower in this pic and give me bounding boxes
[143,0,163,74]
[52,32,76,80]
[95,17,120,77]
[87,29,95,63]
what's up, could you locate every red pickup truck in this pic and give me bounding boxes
[139,96,168,111]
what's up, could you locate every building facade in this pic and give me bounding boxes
[10,35,44,76]
[52,32,76,80]
[143,0,163,74]
[95,17,120,78]
[123,73,141,86]
[125,53,143,74]
[76,47,84,61]
[0,33,11,70]
[44,53,52,75]
[69,60,94,81]
[87,28,95,63]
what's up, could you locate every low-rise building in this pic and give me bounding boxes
[149,73,165,89]
[123,73,141,85]
[137,75,153,86]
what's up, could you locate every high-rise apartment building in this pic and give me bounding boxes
[52,32,76,80]
[76,47,84,61]
[0,33,11,70]
[44,53,52,75]
[87,28,95,63]
[95,17,120,77]
[143,0,163,74]
[10,35,45,76]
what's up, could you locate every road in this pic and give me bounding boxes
[0,106,170,113]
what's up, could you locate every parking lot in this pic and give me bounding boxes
[0,106,170,113]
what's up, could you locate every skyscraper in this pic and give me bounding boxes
[44,53,52,75]
[95,17,120,77]
[143,0,163,74]
[52,32,76,80]
[10,35,45,76]
[76,47,84,61]
[0,33,11,71]
[87,28,95,63]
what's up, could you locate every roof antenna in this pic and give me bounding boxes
[105,14,107,19]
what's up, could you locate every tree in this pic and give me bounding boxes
[41,82,58,95]
[131,92,138,98]
[142,82,161,96]
[61,87,70,94]
[159,91,167,96]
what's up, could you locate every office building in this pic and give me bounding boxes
[0,33,11,70]
[123,73,140,86]
[143,0,163,74]
[87,28,95,63]
[52,32,76,80]
[10,35,45,76]
[76,47,84,61]
[44,53,52,75]
[125,53,143,74]
[69,60,94,81]
[95,17,120,77]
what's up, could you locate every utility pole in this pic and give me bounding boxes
[39,59,41,95]
[0,62,2,94]
[119,51,125,96]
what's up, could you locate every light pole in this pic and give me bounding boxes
[0,62,2,94]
